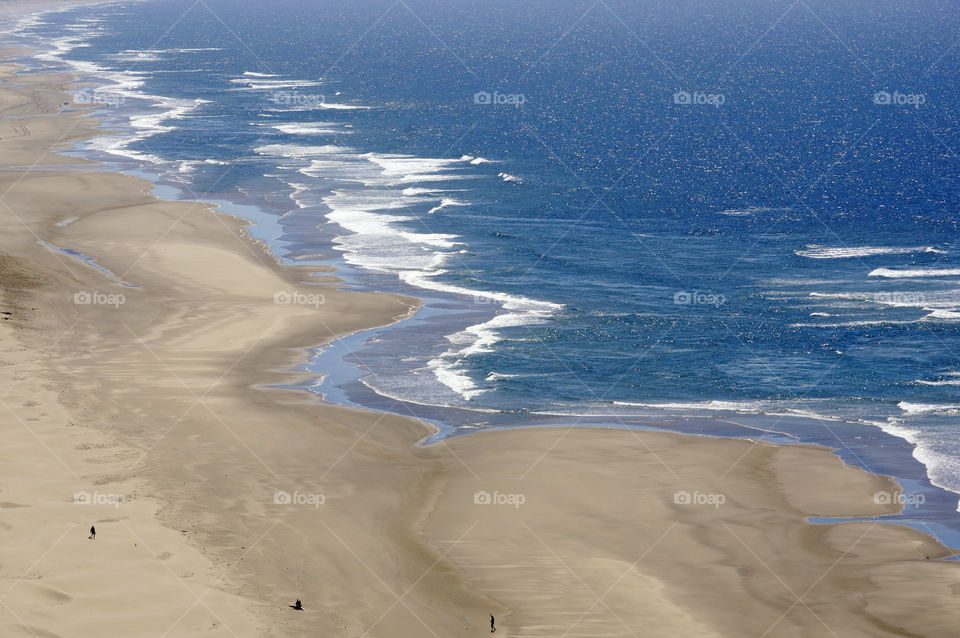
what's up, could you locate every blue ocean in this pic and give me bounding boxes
[7,0,960,532]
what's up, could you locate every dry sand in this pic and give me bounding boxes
[0,27,959,638]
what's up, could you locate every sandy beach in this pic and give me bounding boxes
[1,17,960,638]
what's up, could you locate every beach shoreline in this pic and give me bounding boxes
[2,11,960,638]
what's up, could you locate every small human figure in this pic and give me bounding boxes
[290,599,303,611]
[490,613,496,633]
[89,525,96,540]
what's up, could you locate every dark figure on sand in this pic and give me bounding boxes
[290,599,303,611]
[491,613,496,633]
[89,525,95,540]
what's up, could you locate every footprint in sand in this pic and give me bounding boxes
[31,585,73,606]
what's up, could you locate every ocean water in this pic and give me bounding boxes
[6,0,960,515]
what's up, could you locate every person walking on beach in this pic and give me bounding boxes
[290,599,303,610]
[88,525,96,540]
[490,613,496,633]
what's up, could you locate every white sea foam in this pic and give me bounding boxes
[364,154,473,185]
[402,187,452,196]
[716,206,789,216]
[460,154,493,164]
[261,139,559,402]
[272,123,348,135]
[791,319,921,328]
[266,103,370,112]
[869,267,960,278]
[29,29,211,171]
[498,172,522,183]
[924,309,960,321]
[612,399,784,413]
[898,402,960,415]
[427,198,469,214]
[796,245,945,259]
[229,77,325,91]
[107,47,224,62]
[810,290,960,310]
[255,143,351,158]
[409,274,561,400]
